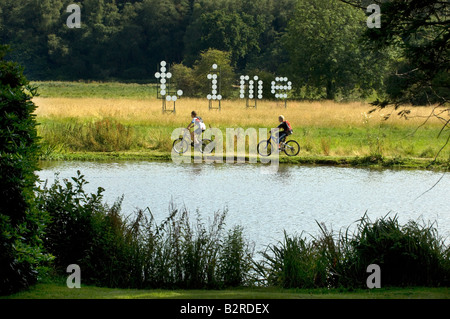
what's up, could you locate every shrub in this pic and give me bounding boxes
[38,171,110,273]
[172,49,236,99]
[171,63,198,97]
[0,45,53,295]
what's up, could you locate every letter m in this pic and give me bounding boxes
[226,128,257,164]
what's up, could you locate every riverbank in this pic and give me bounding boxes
[38,150,449,171]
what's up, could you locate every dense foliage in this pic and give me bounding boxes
[0,0,297,80]
[1,0,447,102]
[347,0,449,106]
[0,45,53,295]
[284,0,391,100]
[256,215,450,288]
[0,0,403,100]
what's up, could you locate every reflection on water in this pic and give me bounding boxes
[37,161,450,249]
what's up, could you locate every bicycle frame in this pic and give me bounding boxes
[180,128,203,145]
[265,131,297,154]
[267,132,287,146]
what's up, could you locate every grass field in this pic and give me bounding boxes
[3,280,449,299]
[31,81,158,99]
[31,81,450,168]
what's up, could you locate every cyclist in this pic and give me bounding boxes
[271,115,293,149]
[187,111,206,146]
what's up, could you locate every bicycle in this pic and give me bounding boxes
[172,129,213,154]
[257,131,300,156]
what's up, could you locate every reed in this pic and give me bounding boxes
[39,172,254,289]
[39,171,449,289]
[256,214,450,289]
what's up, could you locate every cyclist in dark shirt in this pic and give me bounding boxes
[271,115,292,149]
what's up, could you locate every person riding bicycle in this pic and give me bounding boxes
[271,115,293,149]
[187,111,206,146]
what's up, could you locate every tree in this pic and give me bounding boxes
[340,0,450,159]
[0,0,305,81]
[343,0,449,106]
[172,49,235,98]
[171,63,198,97]
[244,0,297,74]
[193,49,235,98]
[199,10,261,68]
[136,0,190,69]
[0,45,53,295]
[182,1,266,69]
[283,0,389,100]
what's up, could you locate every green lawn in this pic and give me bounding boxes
[31,81,158,99]
[3,281,449,299]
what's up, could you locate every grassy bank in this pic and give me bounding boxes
[3,280,449,299]
[38,150,449,170]
[29,81,450,168]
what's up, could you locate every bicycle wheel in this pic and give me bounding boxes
[257,140,272,156]
[284,140,300,156]
[201,139,213,154]
[172,138,189,154]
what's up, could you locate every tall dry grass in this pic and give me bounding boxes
[33,97,445,129]
[34,97,449,159]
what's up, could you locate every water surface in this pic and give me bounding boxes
[38,161,450,249]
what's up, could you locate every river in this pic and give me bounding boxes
[37,161,450,249]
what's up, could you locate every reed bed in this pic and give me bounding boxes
[39,172,450,289]
[255,215,450,288]
[39,171,254,289]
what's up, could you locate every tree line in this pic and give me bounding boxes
[1,0,295,80]
[0,0,448,102]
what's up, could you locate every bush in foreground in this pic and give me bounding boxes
[0,45,53,295]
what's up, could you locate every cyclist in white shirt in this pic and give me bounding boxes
[187,110,206,146]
